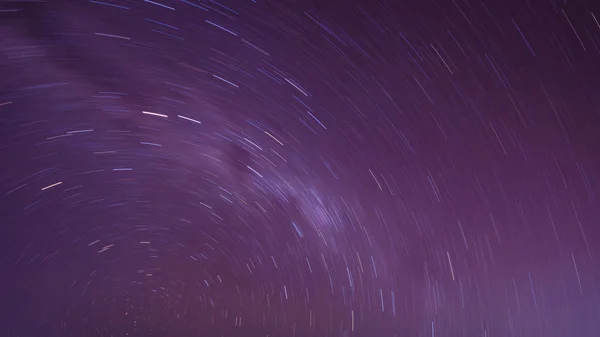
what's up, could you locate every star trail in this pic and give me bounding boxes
[1,0,600,336]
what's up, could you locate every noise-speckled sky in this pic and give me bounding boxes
[1,0,600,336]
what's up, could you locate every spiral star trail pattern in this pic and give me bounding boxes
[1,0,600,336]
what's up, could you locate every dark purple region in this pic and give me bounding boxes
[1,0,600,336]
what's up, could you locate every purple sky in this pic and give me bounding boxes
[1,0,600,336]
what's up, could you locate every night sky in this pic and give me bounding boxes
[1,0,600,336]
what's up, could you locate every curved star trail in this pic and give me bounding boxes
[1,0,600,336]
